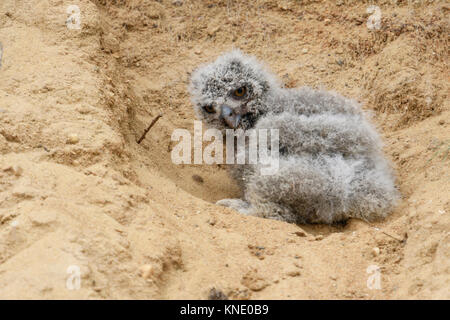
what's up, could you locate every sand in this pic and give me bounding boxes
[0,0,448,299]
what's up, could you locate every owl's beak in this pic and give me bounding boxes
[221,105,241,129]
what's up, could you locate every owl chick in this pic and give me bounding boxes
[189,50,399,224]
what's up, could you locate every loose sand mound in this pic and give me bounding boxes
[0,0,448,299]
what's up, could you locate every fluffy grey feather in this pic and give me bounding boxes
[189,50,399,224]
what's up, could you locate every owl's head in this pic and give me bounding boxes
[189,50,279,130]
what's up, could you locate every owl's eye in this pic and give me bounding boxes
[233,86,247,98]
[203,105,215,113]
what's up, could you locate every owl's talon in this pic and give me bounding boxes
[216,199,252,216]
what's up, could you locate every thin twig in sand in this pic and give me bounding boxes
[365,221,405,243]
[137,114,163,144]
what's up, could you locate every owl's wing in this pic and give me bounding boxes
[269,87,363,117]
[254,111,382,158]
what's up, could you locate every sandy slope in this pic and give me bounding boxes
[0,0,448,299]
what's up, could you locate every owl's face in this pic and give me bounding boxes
[189,50,278,130]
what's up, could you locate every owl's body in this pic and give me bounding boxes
[190,50,398,224]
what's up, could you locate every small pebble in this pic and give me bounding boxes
[3,165,23,176]
[13,165,23,176]
[286,270,301,277]
[30,210,57,226]
[302,48,309,54]
[192,174,204,183]
[208,288,228,300]
[372,247,380,257]
[67,133,79,144]
[139,265,154,279]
